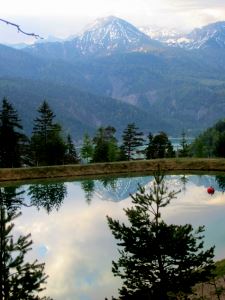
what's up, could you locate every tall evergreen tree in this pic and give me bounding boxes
[31,101,66,166]
[107,171,215,299]
[0,188,52,300]
[120,123,144,160]
[64,134,79,164]
[0,98,27,168]
[179,130,189,157]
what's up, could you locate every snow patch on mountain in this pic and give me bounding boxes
[70,16,162,56]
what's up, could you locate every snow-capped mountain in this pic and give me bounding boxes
[23,16,163,60]
[139,26,182,43]
[71,16,162,56]
[168,21,225,49]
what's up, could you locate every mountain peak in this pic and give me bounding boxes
[73,15,161,56]
[168,20,225,49]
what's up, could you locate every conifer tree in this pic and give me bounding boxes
[0,98,27,168]
[0,189,51,300]
[31,101,66,166]
[179,130,189,157]
[120,123,144,160]
[64,134,79,164]
[107,171,215,299]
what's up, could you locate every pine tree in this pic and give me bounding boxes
[107,171,215,299]
[64,134,79,164]
[0,98,27,168]
[0,189,51,299]
[31,101,66,166]
[120,123,144,160]
[179,130,189,157]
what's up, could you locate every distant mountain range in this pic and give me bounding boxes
[1,16,225,140]
[141,21,225,50]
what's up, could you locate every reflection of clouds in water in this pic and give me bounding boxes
[12,175,225,299]
[16,185,126,300]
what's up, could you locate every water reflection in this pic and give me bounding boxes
[1,174,225,300]
[28,183,67,213]
[215,175,225,192]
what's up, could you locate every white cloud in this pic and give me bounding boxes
[13,179,225,299]
[1,0,225,43]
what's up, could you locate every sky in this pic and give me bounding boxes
[15,178,225,299]
[1,0,225,44]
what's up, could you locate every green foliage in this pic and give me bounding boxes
[121,123,144,160]
[31,101,66,166]
[0,98,28,167]
[178,130,190,157]
[92,126,119,163]
[145,131,175,159]
[191,119,225,157]
[81,133,94,163]
[64,134,79,164]
[107,171,215,299]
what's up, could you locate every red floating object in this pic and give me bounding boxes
[207,186,215,195]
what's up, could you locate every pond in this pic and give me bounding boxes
[4,173,225,300]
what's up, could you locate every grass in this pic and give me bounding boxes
[1,158,225,182]
[215,259,225,278]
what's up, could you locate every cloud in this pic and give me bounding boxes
[14,179,225,299]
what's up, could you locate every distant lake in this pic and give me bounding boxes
[7,174,225,300]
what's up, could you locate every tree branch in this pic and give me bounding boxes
[0,18,43,39]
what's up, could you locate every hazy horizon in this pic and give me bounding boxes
[1,0,225,44]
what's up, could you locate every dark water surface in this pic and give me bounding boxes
[8,174,225,300]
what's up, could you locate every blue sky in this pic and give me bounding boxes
[1,0,225,43]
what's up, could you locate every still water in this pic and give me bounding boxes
[7,174,225,300]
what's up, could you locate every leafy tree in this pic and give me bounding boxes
[0,189,51,300]
[107,171,215,299]
[80,133,94,163]
[190,120,225,158]
[145,131,175,159]
[31,101,66,166]
[0,98,28,167]
[120,123,144,160]
[64,134,79,164]
[92,126,119,162]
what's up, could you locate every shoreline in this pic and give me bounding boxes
[1,158,225,182]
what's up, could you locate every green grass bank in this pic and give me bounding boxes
[1,158,225,182]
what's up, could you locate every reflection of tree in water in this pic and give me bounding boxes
[180,175,189,191]
[99,177,117,189]
[215,175,225,192]
[81,180,95,204]
[0,187,52,299]
[80,176,153,203]
[81,177,117,204]
[28,183,67,213]
[0,186,25,212]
